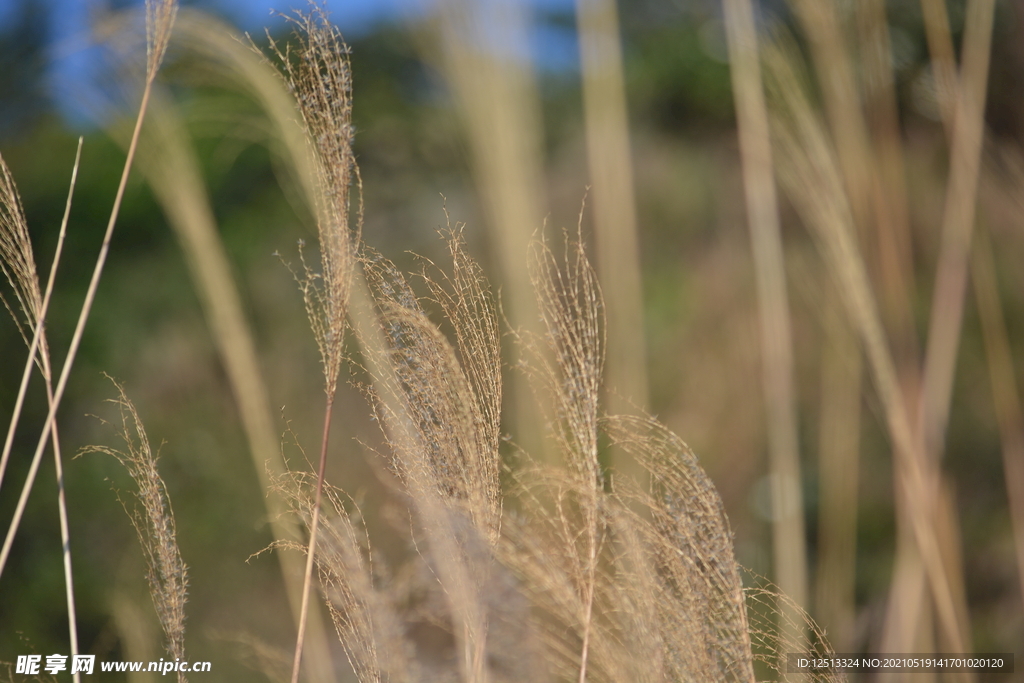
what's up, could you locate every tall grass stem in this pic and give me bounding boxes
[575,0,650,434]
[723,0,808,622]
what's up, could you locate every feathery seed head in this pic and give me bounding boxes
[0,153,46,359]
[268,4,360,398]
[82,380,189,673]
[146,0,179,81]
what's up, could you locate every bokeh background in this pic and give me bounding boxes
[0,0,1022,680]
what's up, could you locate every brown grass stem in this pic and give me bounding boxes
[788,0,873,237]
[856,0,919,367]
[723,0,808,623]
[48,147,84,682]
[919,0,960,128]
[765,39,964,654]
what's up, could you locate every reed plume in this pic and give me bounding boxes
[82,380,188,680]
[357,229,504,682]
[264,6,361,681]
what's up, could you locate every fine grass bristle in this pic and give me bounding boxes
[0,153,43,353]
[722,0,808,626]
[82,379,189,677]
[145,0,179,82]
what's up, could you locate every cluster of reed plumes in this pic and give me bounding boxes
[275,221,841,683]
[260,9,840,682]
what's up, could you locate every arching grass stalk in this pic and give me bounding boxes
[263,7,360,682]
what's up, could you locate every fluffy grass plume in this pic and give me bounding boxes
[82,380,189,678]
[264,6,362,681]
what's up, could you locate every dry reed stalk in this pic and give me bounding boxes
[855,0,919,368]
[919,0,995,465]
[933,478,974,658]
[83,381,188,682]
[764,38,965,654]
[970,223,1024,612]
[881,0,994,658]
[263,8,361,682]
[432,0,551,463]
[1,0,178,590]
[919,0,959,128]
[787,0,873,237]
[722,0,808,652]
[814,297,862,655]
[0,141,83,682]
[575,0,650,463]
